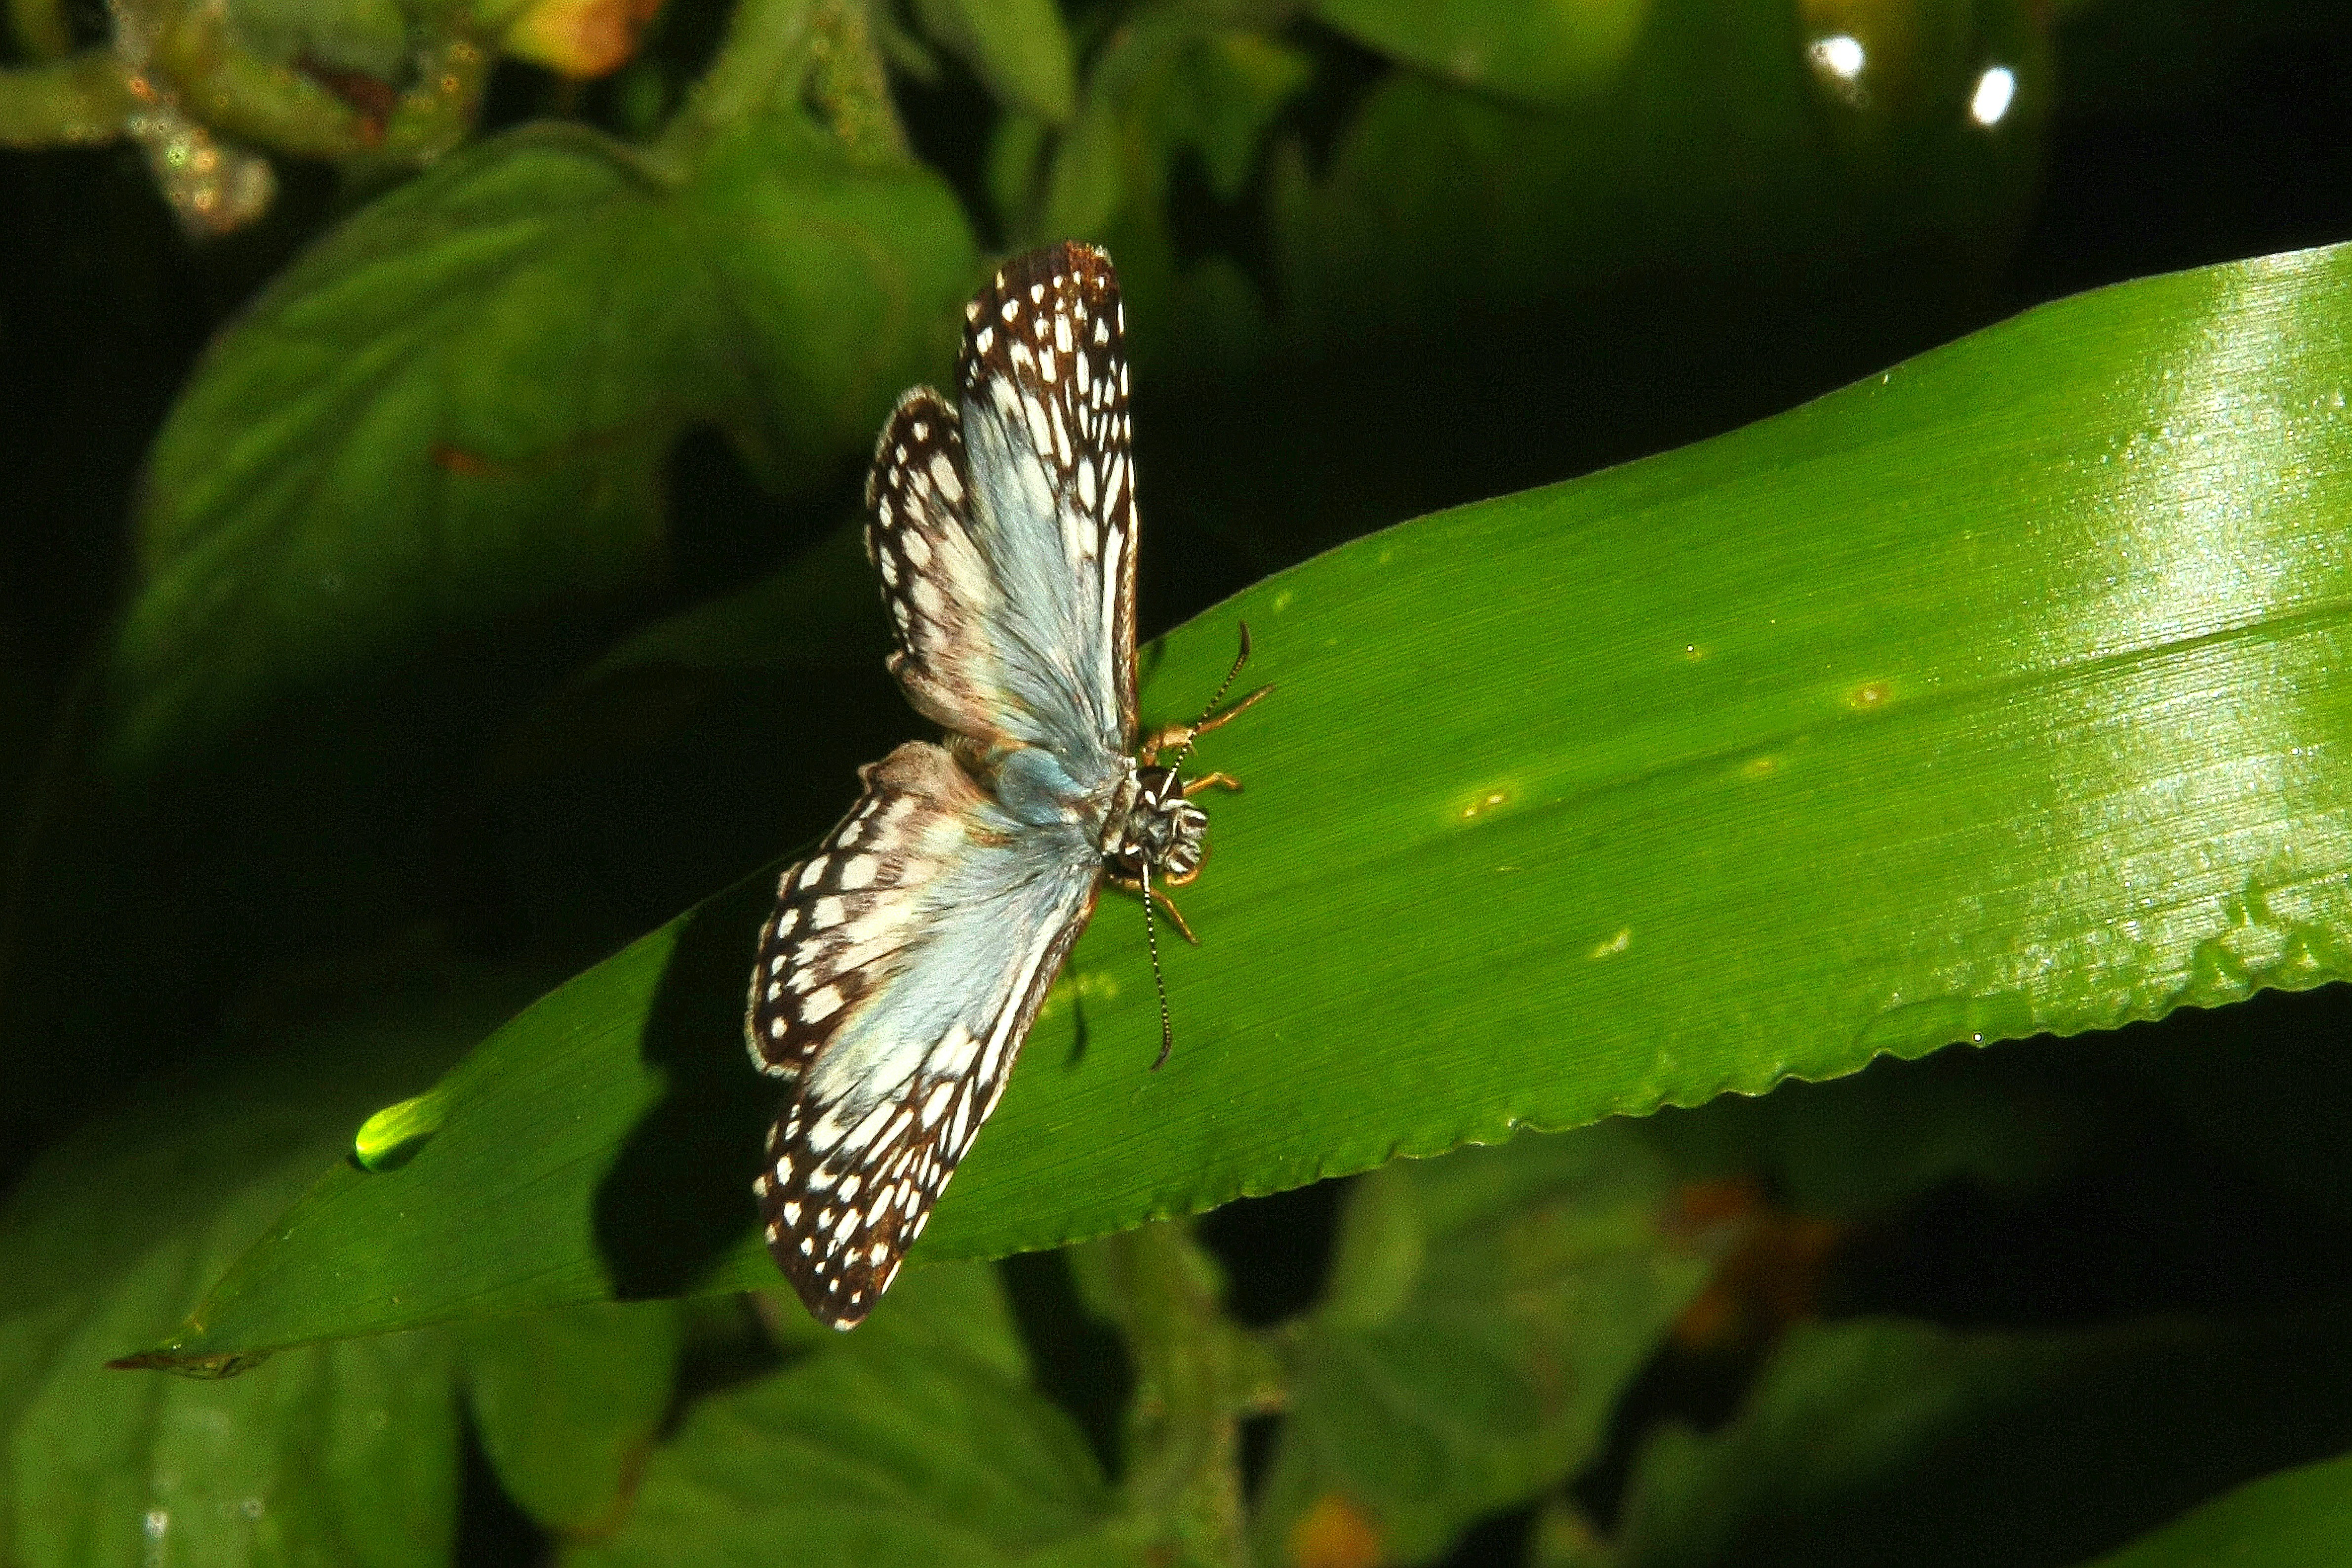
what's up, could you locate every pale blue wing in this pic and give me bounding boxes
[864,242,1136,785]
[744,740,1101,1328]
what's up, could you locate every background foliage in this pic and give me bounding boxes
[7,0,2352,1565]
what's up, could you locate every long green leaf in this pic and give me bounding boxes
[2072,1449,2352,1568]
[137,241,2352,1361]
[0,977,525,1562]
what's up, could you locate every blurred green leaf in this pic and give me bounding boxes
[463,1302,683,1535]
[1607,1313,2352,1568]
[1035,14,1308,377]
[679,104,975,483]
[486,524,888,799]
[106,61,975,779]
[1313,0,1652,105]
[2071,1449,2352,1568]
[912,0,1077,123]
[567,524,881,682]
[226,0,410,80]
[130,241,2352,1359]
[0,975,523,1567]
[1644,1043,2078,1219]
[1252,1126,1724,1567]
[561,1262,1147,1567]
[104,126,711,780]
[1273,0,2046,348]
[755,1253,1031,1373]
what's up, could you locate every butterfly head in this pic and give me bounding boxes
[1108,765,1210,885]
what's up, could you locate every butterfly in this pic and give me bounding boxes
[743,242,1271,1329]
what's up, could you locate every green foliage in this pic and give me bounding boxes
[1253,1129,1725,1563]
[1604,1312,2352,1568]
[463,1302,683,1533]
[0,980,508,1565]
[564,1265,1146,1567]
[6,0,2352,1564]
[119,238,2352,1372]
[2074,1450,2352,1568]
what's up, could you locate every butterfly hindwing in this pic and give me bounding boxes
[746,742,961,1086]
[745,740,1102,1328]
[865,241,1137,777]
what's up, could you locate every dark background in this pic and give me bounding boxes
[6,0,2352,1561]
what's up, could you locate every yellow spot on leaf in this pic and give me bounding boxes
[1847,679,1891,709]
[1288,1494,1383,1568]
[1588,927,1631,960]
[1457,787,1512,822]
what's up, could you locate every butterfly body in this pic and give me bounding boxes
[744,243,1263,1330]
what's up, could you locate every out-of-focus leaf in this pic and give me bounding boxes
[129,243,2352,1359]
[226,0,409,80]
[106,55,975,780]
[912,0,1076,123]
[561,1262,1147,1567]
[680,104,975,485]
[1526,1500,1617,1568]
[490,524,884,781]
[462,1302,684,1535]
[1314,0,1652,105]
[0,972,528,1568]
[1036,15,1309,377]
[1273,0,2047,349]
[2071,1449,2352,1568]
[1253,1126,1726,1566]
[1608,1314,2352,1568]
[104,126,717,781]
[1645,1042,2078,1219]
[568,524,880,681]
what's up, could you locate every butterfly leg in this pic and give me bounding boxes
[1182,771,1241,797]
[1109,872,1200,943]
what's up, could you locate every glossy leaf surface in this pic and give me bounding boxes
[137,242,2352,1360]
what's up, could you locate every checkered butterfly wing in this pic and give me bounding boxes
[745,244,1145,1329]
[746,741,1100,1328]
[866,240,1139,774]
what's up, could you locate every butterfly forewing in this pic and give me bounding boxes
[746,741,1100,1328]
[868,241,1138,774]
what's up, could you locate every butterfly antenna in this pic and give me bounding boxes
[1167,622,1255,775]
[1142,862,1175,1070]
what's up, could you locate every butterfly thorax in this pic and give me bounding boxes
[1099,764,1208,884]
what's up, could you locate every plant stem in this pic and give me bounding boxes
[7,0,73,63]
[1071,1221,1263,1566]
[655,0,905,173]
[0,52,136,147]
